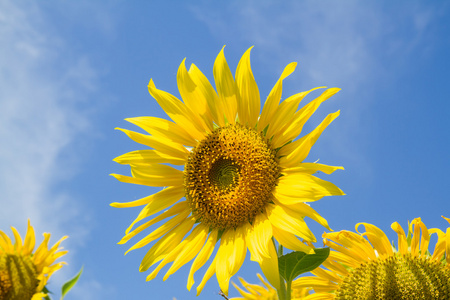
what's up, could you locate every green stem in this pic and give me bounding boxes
[277,244,283,257]
[286,279,292,300]
[275,240,287,300]
[277,275,286,300]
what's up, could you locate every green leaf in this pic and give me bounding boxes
[61,266,83,300]
[42,286,52,300]
[278,248,330,282]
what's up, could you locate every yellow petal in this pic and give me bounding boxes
[303,294,335,300]
[278,111,340,168]
[196,253,218,296]
[163,224,209,280]
[32,233,51,264]
[300,292,333,299]
[235,275,272,298]
[419,222,431,257]
[32,293,47,300]
[130,163,184,187]
[35,235,68,269]
[391,221,408,254]
[273,197,331,231]
[324,251,360,272]
[140,216,195,272]
[446,227,450,264]
[213,46,238,125]
[282,163,344,175]
[430,225,450,264]
[235,46,260,127]
[274,173,344,203]
[292,276,335,291]
[410,218,430,257]
[323,231,376,262]
[272,226,314,253]
[258,62,297,132]
[123,205,190,250]
[244,213,272,263]
[111,185,184,209]
[23,220,36,256]
[120,201,189,242]
[0,230,13,252]
[113,149,186,166]
[430,228,445,261]
[258,239,280,290]
[443,215,450,224]
[188,63,222,126]
[310,263,342,283]
[232,280,254,299]
[257,273,278,294]
[125,116,197,147]
[356,223,393,257]
[187,229,219,291]
[267,87,324,142]
[216,228,247,295]
[177,59,214,133]
[110,173,178,187]
[148,79,205,141]
[11,227,23,254]
[145,224,208,281]
[266,203,316,242]
[115,127,188,159]
[272,88,340,148]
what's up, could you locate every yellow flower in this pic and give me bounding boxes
[0,220,68,300]
[111,46,344,295]
[231,273,310,300]
[294,216,450,299]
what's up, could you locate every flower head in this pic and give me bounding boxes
[294,216,450,299]
[112,46,344,295]
[0,220,68,300]
[231,273,310,300]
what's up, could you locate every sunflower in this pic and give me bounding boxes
[293,216,450,299]
[231,273,310,300]
[111,46,344,295]
[0,220,68,300]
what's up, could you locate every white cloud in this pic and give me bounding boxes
[0,0,95,271]
[191,1,375,86]
[192,1,436,86]
[191,0,438,181]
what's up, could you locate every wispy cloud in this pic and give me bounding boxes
[191,1,438,178]
[0,0,99,286]
[191,1,376,87]
[192,1,437,86]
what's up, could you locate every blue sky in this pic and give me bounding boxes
[0,1,449,299]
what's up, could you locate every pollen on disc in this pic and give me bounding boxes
[184,124,279,229]
[335,254,450,299]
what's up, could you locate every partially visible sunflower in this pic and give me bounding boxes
[232,274,278,300]
[0,220,68,300]
[112,46,344,295]
[231,273,310,300]
[294,216,450,299]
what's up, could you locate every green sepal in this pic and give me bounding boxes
[61,266,83,299]
[42,286,52,300]
[278,248,330,282]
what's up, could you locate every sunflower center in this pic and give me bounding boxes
[0,254,38,300]
[209,158,240,191]
[336,253,450,300]
[184,124,279,229]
